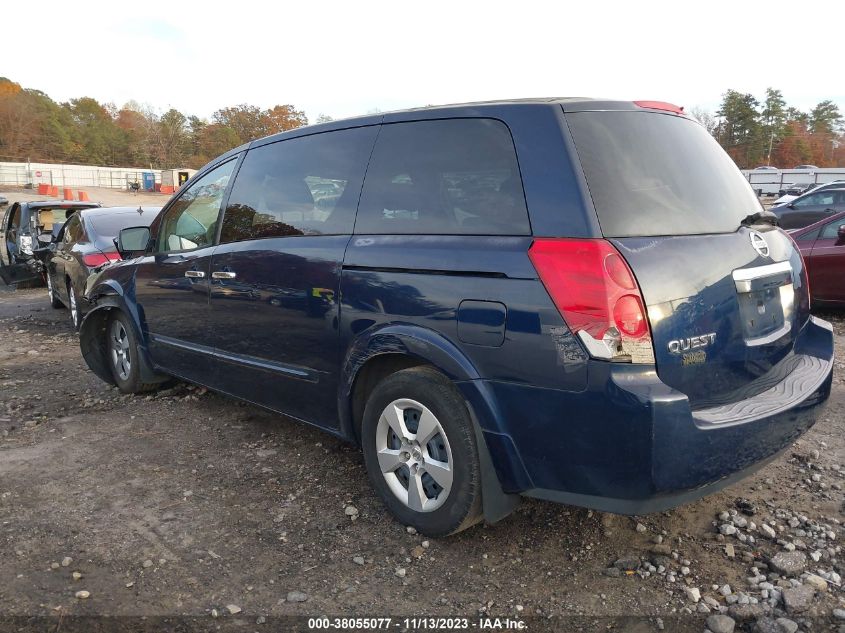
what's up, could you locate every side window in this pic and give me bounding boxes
[355,119,530,235]
[820,219,844,239]
[795,227,819,243]
[157,159,236,252]
[795,192,832,208]
[220,126,377,243]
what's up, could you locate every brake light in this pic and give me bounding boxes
[782,229,811,311]
[633,100,685,114]
[528,238,655,363]
[82,251,121,267]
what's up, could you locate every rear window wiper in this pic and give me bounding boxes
[740,210,778,227]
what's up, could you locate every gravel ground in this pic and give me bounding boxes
[0,189,843,632]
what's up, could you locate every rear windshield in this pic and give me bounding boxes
[567,111,762,237]
[88,212,154,239]
[32,208,71,232]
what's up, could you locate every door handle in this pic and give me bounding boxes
[211,271,237,279]
[184,270,205,278]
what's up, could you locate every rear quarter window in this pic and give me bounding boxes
[355,119,530,235]
[567,111,762,237]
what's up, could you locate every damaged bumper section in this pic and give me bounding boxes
[482,316,834,514]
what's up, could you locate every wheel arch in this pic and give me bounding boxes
[78,288,165,387]
[339,324,524,524]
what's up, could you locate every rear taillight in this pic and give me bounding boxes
[82,251,121,267]
[782,229,811,311]
[528,238,655,364]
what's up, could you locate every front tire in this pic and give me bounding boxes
[361,366,482,537]
[106,312,158,394]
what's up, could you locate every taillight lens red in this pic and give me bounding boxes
[82,251,121,267]
[528,238,655,363]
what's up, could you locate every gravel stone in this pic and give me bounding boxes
[613,555,640,571]
[775,618,799,633]
[769,551,807,576]
[682,586,701,603]
[706,614,736,633]
[803,573,828,592]
[782,584,814,614]
[286,591,308,603]
[727,604,764,621]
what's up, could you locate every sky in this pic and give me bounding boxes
[4,0,844,123]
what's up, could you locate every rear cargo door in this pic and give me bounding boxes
[566,109,811,408]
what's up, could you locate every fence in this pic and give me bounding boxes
[0,162,163,190]
[742,168,845,195]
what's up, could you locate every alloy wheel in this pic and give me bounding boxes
[109,319,131,381]
[375,398,453,512]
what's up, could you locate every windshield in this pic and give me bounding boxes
[566,111,762,237]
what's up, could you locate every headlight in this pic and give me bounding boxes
[19,235,33,254]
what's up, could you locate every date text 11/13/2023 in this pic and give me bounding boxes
[306,616,527,630]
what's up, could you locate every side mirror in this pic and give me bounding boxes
[117,226,151,259]
[787,203,796,209]
[837,225,845,241]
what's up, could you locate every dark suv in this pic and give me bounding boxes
[79,99,834,536]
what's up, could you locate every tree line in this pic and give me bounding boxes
[1,77,843,171]
[692,88,844,169]
[0,77,331,169]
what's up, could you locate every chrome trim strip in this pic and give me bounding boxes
[150,334,316,381]
[732,260,793,293]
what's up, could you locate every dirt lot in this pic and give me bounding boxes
[0,188,844,632]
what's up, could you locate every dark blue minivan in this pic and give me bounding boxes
[79,99,834,536]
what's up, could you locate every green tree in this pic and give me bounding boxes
[809,100,843,135]
[212,104,267,144]
[716,90,767,167]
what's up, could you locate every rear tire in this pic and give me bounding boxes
[106,312,158,394]
[67,281,80,330]
[361,366,482,537]
[47,274,63,308]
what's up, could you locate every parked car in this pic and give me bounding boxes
[772,188,845,229]
[79,99,833,536]
[790,210,845,306]
[753,165,778,170]
[0,200,100,285]
[793,165,819,170]
[0,195,8,207]
[40,206,160,329]
[772,180,845,208]
[777,182,817,198]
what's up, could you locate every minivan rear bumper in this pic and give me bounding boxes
[481,316,833,515]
